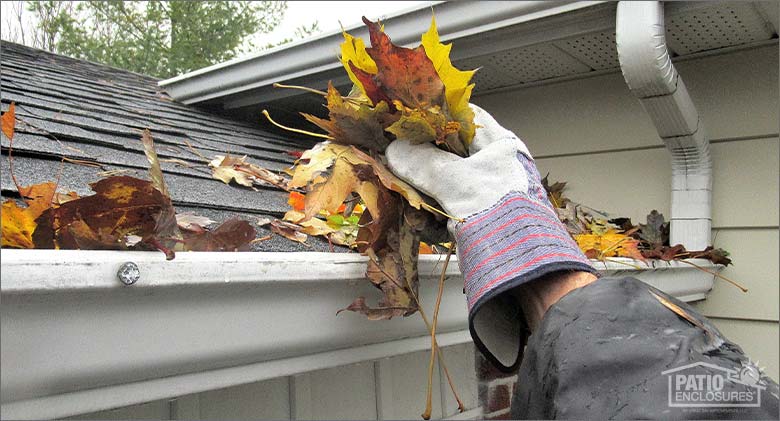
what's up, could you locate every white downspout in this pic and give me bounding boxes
[616,1,712,251]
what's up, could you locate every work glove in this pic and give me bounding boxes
[386,105,598,371]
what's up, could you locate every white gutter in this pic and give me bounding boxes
[1,249,719,419]
[159,1,607,105]
[616,1,712,251]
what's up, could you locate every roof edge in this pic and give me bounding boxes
[158,1,605,105]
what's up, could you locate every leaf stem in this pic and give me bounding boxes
[272,84,366,106]
[423,243,457,419]
[261,109,334,140]
[421,202,464,223]
[391,249,465,415]
[677,259,748,293]
[273,83,330,97]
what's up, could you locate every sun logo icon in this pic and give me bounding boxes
[738,360,765,387]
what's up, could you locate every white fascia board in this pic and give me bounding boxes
[158,1,607,105]
[0,250,719,419]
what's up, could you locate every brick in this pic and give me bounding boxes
[475,350,517,381]
[487,384,511,413]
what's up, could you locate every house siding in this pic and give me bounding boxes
[69,343,479,420]
[474,44,779,382]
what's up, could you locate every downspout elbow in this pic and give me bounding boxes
[616,1,712,251]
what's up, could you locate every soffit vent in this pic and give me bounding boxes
[554,31,620,70]
[665,2,776,55]
[457,43,590,91]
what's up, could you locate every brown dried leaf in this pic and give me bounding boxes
[209,155,290,190]
[637,210,668,248]
[541,174,568,209]
[182,218,256,251]
[176,212,216,233]
[302,82,395,151]
[270,219,308,244]
[363,16,444,108]
[32,176,179,259]
[337,296,413,320]
[140,129,169,196]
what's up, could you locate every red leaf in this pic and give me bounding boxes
[362,17,444,108]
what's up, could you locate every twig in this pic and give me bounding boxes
[262,109,334,140]
[97,169,132,177]
[677,259,748,293]
[250,235,272,244]
[423,243,457,419]
[62,157,102,168]
[160,158,195,168]
[602,257,645,270]
[183,140,210,163]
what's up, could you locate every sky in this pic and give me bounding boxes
[257,1,433,46]
[1,1,434,52]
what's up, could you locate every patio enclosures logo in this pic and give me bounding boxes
[663,361,766,408]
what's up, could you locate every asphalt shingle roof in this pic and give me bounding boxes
[0,41,342,252]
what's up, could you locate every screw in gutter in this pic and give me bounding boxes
[117,262,140,286]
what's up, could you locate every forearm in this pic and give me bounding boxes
[511,270,598,332]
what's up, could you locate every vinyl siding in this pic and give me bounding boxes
[69,343,479,420]
[475,44,779,381]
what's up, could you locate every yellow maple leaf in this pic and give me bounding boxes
[340,30,378,95]
[421,16,477,146]
[574,231,644,260]
[2,200,37,248]
[1,182,60,248]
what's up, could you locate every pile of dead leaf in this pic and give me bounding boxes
[1,108,260,259]
[258,16,472,321]
[542,175,732,267]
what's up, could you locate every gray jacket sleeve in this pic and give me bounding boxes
[511,277,779,420]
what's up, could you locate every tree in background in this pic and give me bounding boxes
[1,1,320,79]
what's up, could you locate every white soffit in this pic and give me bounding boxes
[665,1,776,55]
[160,1,777,108]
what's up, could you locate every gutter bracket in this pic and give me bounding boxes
[616,1,712,250]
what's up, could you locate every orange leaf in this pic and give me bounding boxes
[288,191,306,211]
[1,102,15,140]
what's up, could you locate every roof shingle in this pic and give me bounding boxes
[1,41,341,253]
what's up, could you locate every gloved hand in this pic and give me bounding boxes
[386,105,597,371]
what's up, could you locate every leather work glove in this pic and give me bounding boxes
[386,105,598,371]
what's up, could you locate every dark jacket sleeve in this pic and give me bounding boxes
[511,277,779,420]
